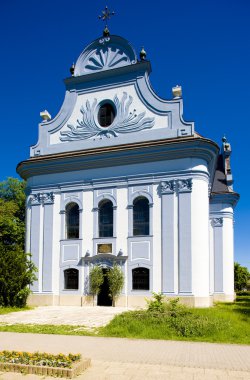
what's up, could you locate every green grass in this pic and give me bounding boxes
[0,306,32,315]
[99,296,250,344]
[0,323,93,336]
[0,296,249,344]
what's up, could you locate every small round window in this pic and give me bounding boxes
[98,103,115,127]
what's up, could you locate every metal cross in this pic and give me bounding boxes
[98,6,115,28]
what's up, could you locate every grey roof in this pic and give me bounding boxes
[211,154,231,193]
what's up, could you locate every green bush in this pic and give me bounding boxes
[0,178,37,307]
[146,292,165,313]
[89,266,104,305]
[234,262,250,291]
[237,291,250,296]
[0,247,37,307]
[145,293,230,337]
[107,265,124,306]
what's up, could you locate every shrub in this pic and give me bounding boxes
[89,266,104,305]
[145,294,231,337]
[107,265,124,306]
[234,262,250,291]
[0,178,37,307]
[146,292,165,313]
[0,247,37,307]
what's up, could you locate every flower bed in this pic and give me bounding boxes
[0,351,91,378]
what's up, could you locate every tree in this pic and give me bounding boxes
[89,266,104,305]
[234,262,250,292]
[0,244,37,307]
[0,178,37,307]
[0,177,26,225]
[107,264,124,307]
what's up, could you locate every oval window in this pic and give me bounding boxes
[98,103,115,127]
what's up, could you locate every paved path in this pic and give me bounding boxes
[0,333,250,379]
[0,306,131,328]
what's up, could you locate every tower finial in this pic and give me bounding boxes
[98,6,115,36]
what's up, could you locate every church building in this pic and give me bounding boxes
[17,19,239,307]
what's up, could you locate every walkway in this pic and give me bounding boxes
[0,306,130,328]
[0,333,250,379]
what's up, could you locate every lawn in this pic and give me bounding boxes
[0,306,31,315]
[99,295,250,344]
[0,296,249,344]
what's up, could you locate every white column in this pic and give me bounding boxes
[30,195,44,293]
[161,181,177,293]
[191,178,210,298]
[25,201,31,253]
[116,187,128,256]
[42,196,54,293]
[213,218,224,292]
[178,180,192,294]
[82,190,93,256]
[152,184,161,292]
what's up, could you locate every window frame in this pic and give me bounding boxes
[132,267,150,290]
[133,196,150,236]
[65,202,80,240]
[64,268,79,290]
[98,199,114,238]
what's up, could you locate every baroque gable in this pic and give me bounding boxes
[30,35,194,157]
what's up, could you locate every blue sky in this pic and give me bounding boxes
[1,0,249,269]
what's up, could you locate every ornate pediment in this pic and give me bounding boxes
[74,36,137,76]
[84,44,133,74]
[60,92,155,141]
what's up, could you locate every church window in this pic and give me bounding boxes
[133,197,149,236]
[65,202,79,239]
[64,269,79,290]
[98,103,115,127]
[99,199,113,237]
[132,267,149,290]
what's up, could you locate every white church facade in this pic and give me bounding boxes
[17,31,239,308]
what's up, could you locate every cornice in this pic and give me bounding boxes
[64,61,151,90]
[210,191,240,207]
[17,136,219,180]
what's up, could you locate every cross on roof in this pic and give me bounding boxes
[98,6,115,36]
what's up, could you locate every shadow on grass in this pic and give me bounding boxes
[236,297,250,304]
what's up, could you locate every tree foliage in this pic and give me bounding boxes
[107,265,124,307]
[234,262,250,292]
[0,178,37,307]
[89,266,104,305]
[0,177,26,224]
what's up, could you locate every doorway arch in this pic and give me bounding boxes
[97,268,112,306]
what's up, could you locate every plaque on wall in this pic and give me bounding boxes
[97,244,112,254]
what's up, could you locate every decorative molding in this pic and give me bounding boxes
[177,179,193,193]
[60,92,155,141]
[84,46,133,73]
[211,218,223,227]
[160,179,193,195]
[98,37,110,45]
[30,192,54,205]
[161,180,175,194]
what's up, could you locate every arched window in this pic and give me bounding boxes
[64,269,79,290]
[99,199,113,237]
[132,267,149,290]
[133,197,149,236]
[65,203,79,239]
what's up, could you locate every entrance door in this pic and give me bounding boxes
[97,268,112,306]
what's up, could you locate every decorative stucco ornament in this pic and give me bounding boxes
[30,192,55,205]
[84,47,132,72]
[212,218,223,227]
[60,92,155,141]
